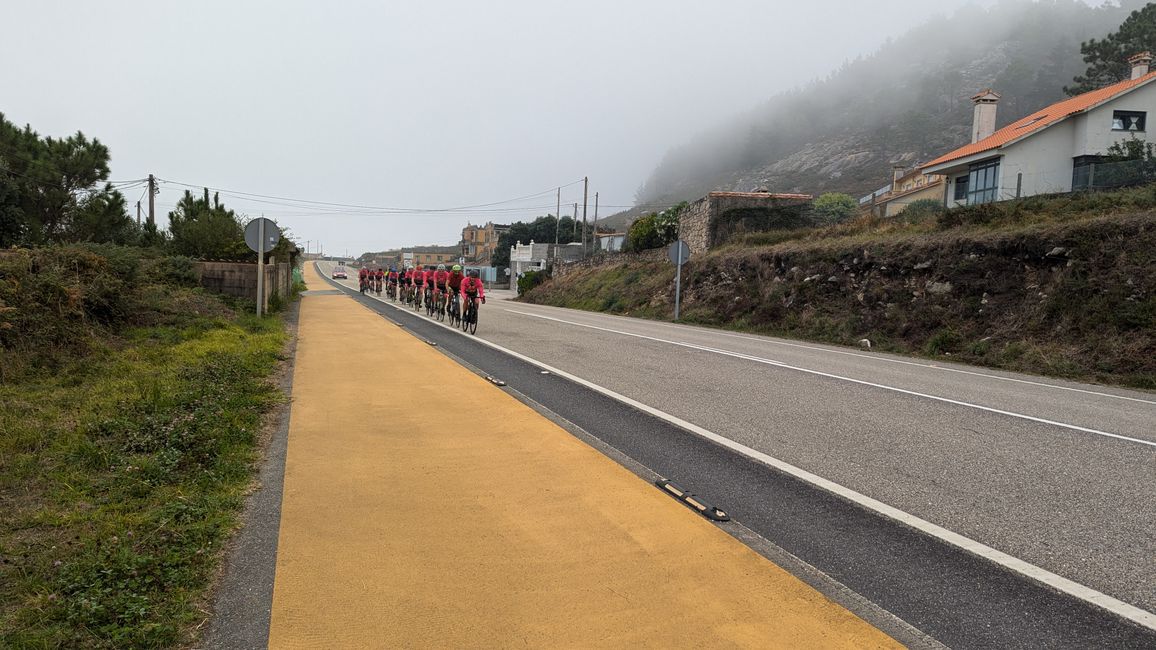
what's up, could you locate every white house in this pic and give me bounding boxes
[595,232,626,252]
[923,52,1156,205]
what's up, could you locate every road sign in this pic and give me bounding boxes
[244,217,281,253]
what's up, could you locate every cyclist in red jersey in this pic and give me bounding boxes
[412,264,425,307]
[461,270,485,304]
[431,264,450,312]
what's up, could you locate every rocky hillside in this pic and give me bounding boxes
[523,196,1156,388]
[629,0,1146,215]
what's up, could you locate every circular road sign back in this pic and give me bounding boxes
[667,240,691,265]
[244,217,281,253]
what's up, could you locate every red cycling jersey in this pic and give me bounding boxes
[461,277,485,299]
[432,270,450,287]
[447,271,464,291]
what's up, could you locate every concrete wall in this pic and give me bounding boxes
[196,261,292,311]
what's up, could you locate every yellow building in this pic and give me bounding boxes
[460,222,510,264]
[874,166,945,217]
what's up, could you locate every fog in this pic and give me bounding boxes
[0,0,1113,257]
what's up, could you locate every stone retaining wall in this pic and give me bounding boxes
[196,260,292,310]
[551,248,668,280]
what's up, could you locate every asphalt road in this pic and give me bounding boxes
[320,265,1156,646]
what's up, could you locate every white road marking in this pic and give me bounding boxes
[505,301,1156,405]
[506,309,1156,450]
[315,264,1156,631]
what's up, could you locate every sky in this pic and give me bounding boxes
[0,0,1111,258]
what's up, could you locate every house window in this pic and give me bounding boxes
[953,175,969,201]
[966,158,1000,204]
[1112,110,1146,132]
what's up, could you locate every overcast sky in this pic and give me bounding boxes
[0,0,1109,258]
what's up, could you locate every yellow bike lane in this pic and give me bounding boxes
[266,263,900,648]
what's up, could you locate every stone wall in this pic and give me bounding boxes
[679,191,813,254]
[196,261,292,310]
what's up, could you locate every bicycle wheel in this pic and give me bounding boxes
[469,307,478,335]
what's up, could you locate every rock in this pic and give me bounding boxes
[827,276,839,283]
[925,281,953,295]
[858,338,872,349]
[914,260,933,270]
[1046,246,1068,257]
[804,274,822,283]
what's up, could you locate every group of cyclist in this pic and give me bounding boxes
[357,262,486,330]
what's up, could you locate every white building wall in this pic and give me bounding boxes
[1081,81,1156,154]
[998,119,1078,197]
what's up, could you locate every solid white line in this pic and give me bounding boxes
[505,301,1156,405]
[316,266,1156,630]
[506,309,1156,450]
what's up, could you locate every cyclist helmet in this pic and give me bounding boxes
[438,264,446,270]
[469,270,480,278]
[415,264,423,270]
[452,264,462,271]
[390,266,396,272]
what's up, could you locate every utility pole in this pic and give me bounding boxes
[554,187,561,262]
[581,176,589,258]
[136,200,142,227]
[572,203,578,237]
[592,192,599,254]
[147,174,156,227]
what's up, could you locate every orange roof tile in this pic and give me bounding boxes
[923,71,1156,170]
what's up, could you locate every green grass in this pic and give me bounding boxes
[0,314,286,648]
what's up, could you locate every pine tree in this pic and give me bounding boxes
[1066,3,1156,96]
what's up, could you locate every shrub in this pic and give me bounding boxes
[899,198,945,223]
[812,193,858,225]
[517,269,548,294]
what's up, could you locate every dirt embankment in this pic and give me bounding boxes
[523,214,1156,388]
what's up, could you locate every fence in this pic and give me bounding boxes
[1072,158,1156,191]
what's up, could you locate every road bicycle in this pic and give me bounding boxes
[387,282,397,300]
[447,292,461,327]
[433,287,447,321]
[413,285,424,311]
[461,295,479,335]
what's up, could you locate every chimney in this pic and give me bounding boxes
[970,89,1001,143]
[1129,51,1153,80]
[891,165,906,185]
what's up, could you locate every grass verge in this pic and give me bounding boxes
[0,312,287,648]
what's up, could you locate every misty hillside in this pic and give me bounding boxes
[628,0,1147,217]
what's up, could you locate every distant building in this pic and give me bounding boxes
[865,166,946,217]
[595,232,626,252]
[509,240,551,279]
[922,52,1156,204]
[403,247,459,267]
[460,222,510,265]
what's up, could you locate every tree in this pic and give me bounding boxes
[492,213,590,268]
[0,112,126,246]
[1066,4,1156,96]
[812,193,858,225]
[167,189,248,259]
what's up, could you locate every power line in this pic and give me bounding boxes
[155,176,586,213]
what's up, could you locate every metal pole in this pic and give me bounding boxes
[257,218,265,317]
[554,187,560,262]
[592,192,599,254]
[582,176,589,258]
[674,243,683,321]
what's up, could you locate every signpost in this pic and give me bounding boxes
[667,240,691,320]
[244,217,281,317]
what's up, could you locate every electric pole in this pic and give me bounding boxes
[136,200,142,226]
[581,176,589,258]
[554,187,561,262]
[592,192,599,254]
[573,203,578,237]
[147,174,156,228]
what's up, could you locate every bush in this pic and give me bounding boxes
[899,198,945,223]
[812,193,858,225]
[517,270,548,294]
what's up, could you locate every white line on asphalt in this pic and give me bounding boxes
[505,302,1156,405]
[316,264,1156,631]
[506,309,1156,449]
